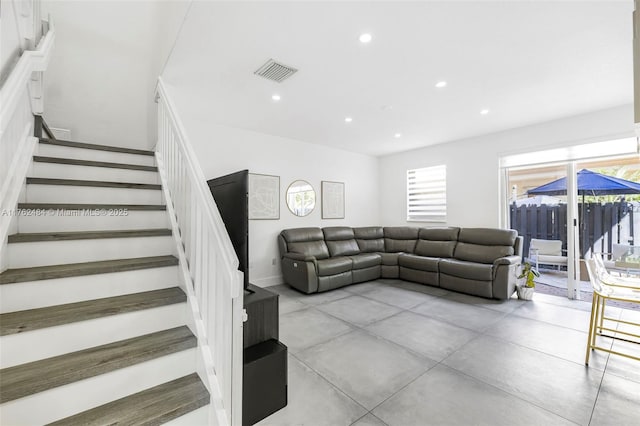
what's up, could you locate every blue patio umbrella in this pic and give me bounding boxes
[527,169,640,197]
[527,169,640,256]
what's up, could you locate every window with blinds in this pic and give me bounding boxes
[407,165,447,222]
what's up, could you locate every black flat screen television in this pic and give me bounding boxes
[207,170,249,290]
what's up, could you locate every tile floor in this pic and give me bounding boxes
[257,279,640,426]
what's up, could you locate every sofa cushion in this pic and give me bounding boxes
[288,241,330,260]
[529,238,562,255]
[354,226,383,239]
[458,228,517,246]
[385,238,417,253]
[322,227,360,256]
[418,227,460,241]
[327,239,360,257]
[439,259,493,281]
[398,254,439,272]
[354,227,384,253]
[349,253,382,269]
[323,226,355,241]
[282,227,324,243]
[316,257,353,276]
[453,228,517,264]
[384,226,419,239]
[536,254,568,265]
[383,227,419,253]
[454,242,514,264]
[356,239,384,253]
[380,252,400,266]
[415,240,456,258]
[281,227,330,260]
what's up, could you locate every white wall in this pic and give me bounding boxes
[41,0,189,149]
[379,104,636,228]
[165,85,380,287]
[1,0,28,83]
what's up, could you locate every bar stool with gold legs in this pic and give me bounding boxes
[584,254,640,366]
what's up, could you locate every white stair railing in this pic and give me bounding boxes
[155,78,244,426]
[0,17,54,263]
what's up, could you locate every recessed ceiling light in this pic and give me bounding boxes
[271,94,281,101]
[435,81,447,88]
[359,33,372,43]
[394,133,402,138]
[381,105,394,111]
[344,117,353,123]
[480,109,490,115]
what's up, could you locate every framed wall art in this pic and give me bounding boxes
[249,173,280,220]
[321,181,345,219]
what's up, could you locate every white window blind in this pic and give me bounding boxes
[407,165,446,222]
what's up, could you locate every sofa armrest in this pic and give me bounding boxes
[284,252,317,263]
[493,255,521,266]
[281,256,319,294]
[492,256,520,300]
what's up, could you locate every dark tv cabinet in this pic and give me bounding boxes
[243,284,287,426]
[243,284,279,347]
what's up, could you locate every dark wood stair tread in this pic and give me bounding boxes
[0,326,196,403]
[0,255,179,284]
[33,156,158,172]
[8,228,172,243]
[39,138,155,156]
[26,177,161,190]
[17,202,166,211]
[0,287,186,336]
[47,373,209,426]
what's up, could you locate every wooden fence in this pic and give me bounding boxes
[510,201,635,260]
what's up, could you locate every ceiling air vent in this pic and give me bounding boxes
[254,59,298,83]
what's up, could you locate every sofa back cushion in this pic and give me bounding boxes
[323,227,360,257]
[419,227,460,241]
[414,227,459,258]
[415,241,457,258]
[383,227,419,253]
[354,227,384,253]
[281,227,330,260]
[454,228,517,264]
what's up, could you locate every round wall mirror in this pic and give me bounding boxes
[286,180,316,217]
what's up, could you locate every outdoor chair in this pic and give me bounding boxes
[603,243,639,276]
[528,238,567,271]
[584,254,640,366]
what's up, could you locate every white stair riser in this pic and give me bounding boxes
[36,144,156,167]
[32,162,160,184]
[8,235,175,268]
[0,266,179,313]
[0,348,197,426]
[26,184,163,204]
[17,210,169,232]
[0,303,187,368]
[164,405,209,426]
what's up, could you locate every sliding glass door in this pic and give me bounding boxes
[499,137,639,300]
[505,162,580,299]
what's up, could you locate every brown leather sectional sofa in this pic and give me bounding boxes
[277,226,523,300]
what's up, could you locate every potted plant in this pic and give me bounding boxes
[516,262,539,300]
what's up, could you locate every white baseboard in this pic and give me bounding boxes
[250,275,284,287]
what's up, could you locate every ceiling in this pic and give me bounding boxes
[162,0,634,157]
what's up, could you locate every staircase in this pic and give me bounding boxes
[0,137,211,425]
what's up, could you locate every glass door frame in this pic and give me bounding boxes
[500,162,581,300]
[499,136,638,300]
